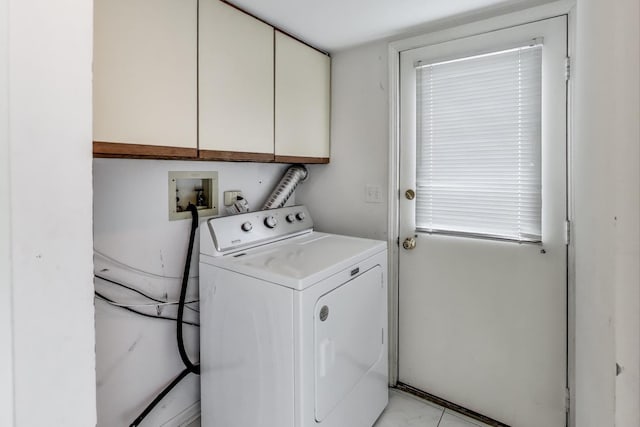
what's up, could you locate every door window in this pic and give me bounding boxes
[415,43,542,242]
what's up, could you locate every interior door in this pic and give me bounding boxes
[398,17,567,427]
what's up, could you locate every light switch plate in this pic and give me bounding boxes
[365,185,383,203]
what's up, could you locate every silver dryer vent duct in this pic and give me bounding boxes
[262,164,308,210]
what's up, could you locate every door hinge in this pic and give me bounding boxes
[565,219,571,245]
[565,56,571,81]
[565,387,571,413]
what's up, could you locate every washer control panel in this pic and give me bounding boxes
[204,205,313,256]
[263,216,278,229]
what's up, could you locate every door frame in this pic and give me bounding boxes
[386,0,575,424]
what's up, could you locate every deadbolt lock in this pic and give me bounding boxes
[402,237,416,250]
[405,189,416,200]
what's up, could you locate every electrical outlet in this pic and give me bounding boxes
[224,191,243,206]
[365,185,383,203]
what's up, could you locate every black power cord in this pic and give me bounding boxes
[129,203,201,427]
[96,274,166,303]
[129,368,191,427]
[94,291,200,327]
[95,273,200,314]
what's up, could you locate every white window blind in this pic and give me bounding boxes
[415,43,543,242]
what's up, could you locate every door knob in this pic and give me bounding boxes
[402,237,416,250]
[405,189,416,200]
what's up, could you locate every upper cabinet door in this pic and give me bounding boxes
[93,0,198,157]
[275,31,331,163]
[199,0,274,161]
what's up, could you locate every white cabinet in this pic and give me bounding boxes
[93,0,198,158]
[93,0,330,163]
[275,31,331,163]
[198,0,274,161]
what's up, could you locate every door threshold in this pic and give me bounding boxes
[394,382,510,427]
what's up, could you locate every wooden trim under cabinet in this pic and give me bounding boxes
[93,142,331,164]
[93,141,197,160]
[275,155,329,164]
[198,149,275,162]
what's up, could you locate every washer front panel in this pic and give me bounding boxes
[314,265,385,421]
[294,249,389,427]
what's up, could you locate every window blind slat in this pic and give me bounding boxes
[416,44,542,242]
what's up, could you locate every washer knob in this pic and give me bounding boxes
[285,213,296,223]
[295,212,306,221]
[241,221,252,232]
[264,216,278,229]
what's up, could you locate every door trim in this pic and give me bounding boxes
[386,0,575,404]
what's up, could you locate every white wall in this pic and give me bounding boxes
[4,0,97,426]
[296,42,389,241]
[0,0,14,424]
[609,3,640,424]
[93,158,292,426]
[573,0,640,426]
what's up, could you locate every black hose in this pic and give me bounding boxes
[177,204,200,374]
[129,203,201,426]
[129,367,191,427]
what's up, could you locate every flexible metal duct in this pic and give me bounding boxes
[262,164,308,210]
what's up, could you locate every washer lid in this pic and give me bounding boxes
[206,232,386,290]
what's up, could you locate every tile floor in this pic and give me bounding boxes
[188,388,490,427]
[374,389,492,427]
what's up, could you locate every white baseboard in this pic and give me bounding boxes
[160,401,200,427]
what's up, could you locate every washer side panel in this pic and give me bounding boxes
[199,263,295,427]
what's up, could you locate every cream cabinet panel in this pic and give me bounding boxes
[275,31,331,161]
[93,0,197,151]
[199,0,274,159]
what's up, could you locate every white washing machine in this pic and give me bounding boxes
[199,205,388,427]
